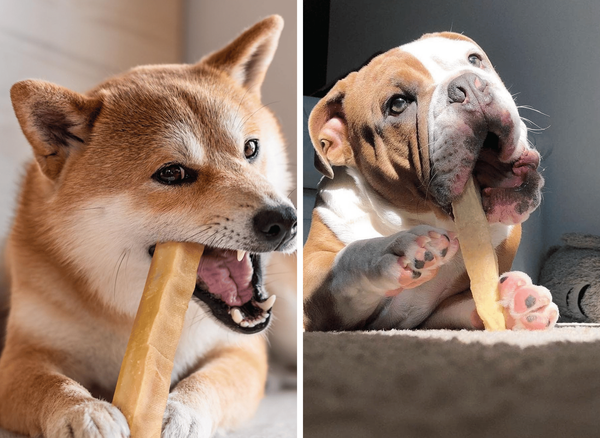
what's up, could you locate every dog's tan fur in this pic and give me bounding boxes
[0,15,294,438]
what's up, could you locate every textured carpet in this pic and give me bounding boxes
[304,324,600,438]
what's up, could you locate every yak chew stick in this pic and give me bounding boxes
[112,241,204,438]
[452,176,506,331]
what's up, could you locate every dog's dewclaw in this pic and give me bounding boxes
[112,241,204,438]
[452,177,506,331]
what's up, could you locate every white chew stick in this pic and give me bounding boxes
[112,241,204,437]
[452,176,506,331]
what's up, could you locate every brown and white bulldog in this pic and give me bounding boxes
[303,32,558,332]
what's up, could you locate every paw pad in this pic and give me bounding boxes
[395,227,459,290]
[497,271,559,330]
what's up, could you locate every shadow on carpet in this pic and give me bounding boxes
[304,326,600,438]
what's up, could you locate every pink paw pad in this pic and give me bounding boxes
[498,271,559,330]
[395,229,459,290]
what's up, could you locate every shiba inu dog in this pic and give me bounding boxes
[0,14,296,438]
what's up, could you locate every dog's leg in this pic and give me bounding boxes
[162,336,267,438]
[419,289,480,329]
[0,337,129,438]
[305,225,459,330]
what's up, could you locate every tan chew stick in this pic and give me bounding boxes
[112,241,204,438]
[452,177,506,331]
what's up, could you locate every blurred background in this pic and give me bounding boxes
[303,0,600,281]
[0,1,296,437]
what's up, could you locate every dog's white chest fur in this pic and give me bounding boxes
[316,167,512,248]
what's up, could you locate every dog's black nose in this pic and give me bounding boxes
[253,205,297,245]
[447,73,488,104]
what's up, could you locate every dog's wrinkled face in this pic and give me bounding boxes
[310,32,542,225]
[11,16,296,334]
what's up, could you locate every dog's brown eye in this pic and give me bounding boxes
[389,96,409,115]
[468,54,482,68]
[153,163,195,185]
[244,139,259,160]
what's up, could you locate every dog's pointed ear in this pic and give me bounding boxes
[11,80,102,181]
[199,15,283,98]
[308,74,357,179]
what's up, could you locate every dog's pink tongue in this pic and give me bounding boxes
[197,250,253,306]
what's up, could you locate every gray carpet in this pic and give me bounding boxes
[304,325,600,438]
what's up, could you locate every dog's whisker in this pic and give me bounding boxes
[183,222,226,241]
[113,249,129,301]
[187,309,210,329]
[517,105,549,117]
[238,101,279,129]
[77,207,105,211]
[233,87,253,131]
[520,115,549,130]
[185,227,215,241]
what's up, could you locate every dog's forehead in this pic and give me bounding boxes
[400,35,486,83]
[94,74,252,160]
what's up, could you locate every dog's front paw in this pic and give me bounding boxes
[385,226,459,296]
[162,398,212,438]
[498,271,559,330]
[47,400,129,438]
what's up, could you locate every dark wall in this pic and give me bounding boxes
[303,0,330,95]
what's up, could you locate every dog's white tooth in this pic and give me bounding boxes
[231,308,243,324]
[237,250,246,262]
[241,320,250,328]
[256,295,276,311]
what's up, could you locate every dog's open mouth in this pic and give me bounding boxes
[192,247,273,334]
[469,132,542,223]
[148,244,274,334]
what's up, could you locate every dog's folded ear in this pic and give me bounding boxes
[10,80,102,181]
[199,15,283,98]
[308,75,357,179]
